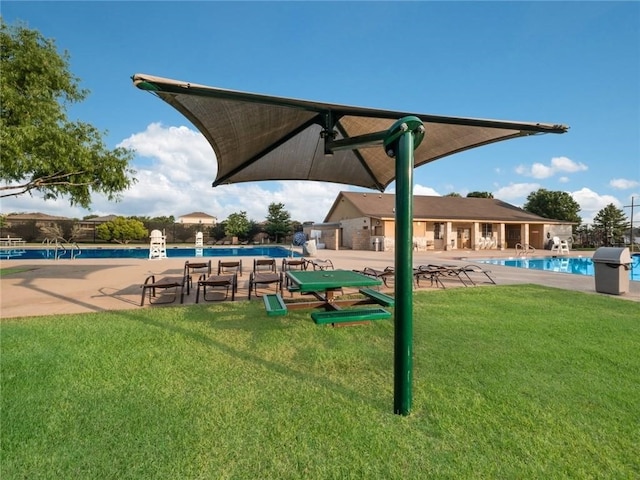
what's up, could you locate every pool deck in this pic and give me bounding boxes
[1,247,638,319]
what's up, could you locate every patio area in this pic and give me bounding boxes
[2,247,638,319]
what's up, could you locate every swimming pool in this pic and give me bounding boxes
[0,246,301,260]
[475,255,639,282]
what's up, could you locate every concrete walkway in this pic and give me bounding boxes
[1,247,638,319]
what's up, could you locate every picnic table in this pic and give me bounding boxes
[277,269,393,325]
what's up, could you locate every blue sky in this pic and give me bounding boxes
[2,1,639,224]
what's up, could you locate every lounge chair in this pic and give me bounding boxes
[248,259,283,299]
[309,258,334,270]
[218,259,243,277]
[354,266,395,288]
[140,274,186,306]
[196,273,237,302]
[282,257,308,288]
[184,260,212,294]
[281,258,308,272]
[413,265,446,289]
[459,265,496,285]
[413,264,469,289]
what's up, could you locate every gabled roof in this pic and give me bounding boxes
[325,191,573,224]
[179,212,216,219]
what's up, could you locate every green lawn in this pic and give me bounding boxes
[1,285,638,479]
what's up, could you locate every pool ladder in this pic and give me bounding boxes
[42,238,82,260]
[515,243,536,257]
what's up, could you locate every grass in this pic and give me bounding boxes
[1,285,638,479]
[0,267,34,277]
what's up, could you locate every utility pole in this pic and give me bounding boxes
[623,196,637,252]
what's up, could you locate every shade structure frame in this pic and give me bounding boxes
[132,73,568,415]
[132,73,568,192]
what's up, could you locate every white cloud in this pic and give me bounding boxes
[493,182,541,202]
[609,178,640,189]
[0,124,350,223]
[516,156,588,179]
[413,184,440,196]
[118,123,216,180]
[571,187,621,224]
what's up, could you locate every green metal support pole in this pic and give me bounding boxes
[384,117,424,416]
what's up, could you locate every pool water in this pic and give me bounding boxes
[476,255,639,282]
[0,246,301,260]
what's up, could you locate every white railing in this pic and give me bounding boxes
[42,237,81,260]
[515,243,536,256]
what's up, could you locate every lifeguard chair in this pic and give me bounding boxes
[149,229,167,259]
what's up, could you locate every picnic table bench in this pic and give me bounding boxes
[263,293,287,316]
[359,288,395,307]
[311,307,391,325]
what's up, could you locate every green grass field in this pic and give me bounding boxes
[1,285,638,479]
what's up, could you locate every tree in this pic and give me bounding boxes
[95,217,147,244]
[593,204,628,246]
[264,202,292,243]
[467,191,493,198]
[41,220,80,242]
[0,20,135,208]
[225,211,250,239]
[210,221,226,241]
[444,192,461,197]
[523,189,582,224]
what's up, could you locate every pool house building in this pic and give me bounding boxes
[304,191,575,252]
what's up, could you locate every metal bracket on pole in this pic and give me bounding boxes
[383,116,424,416]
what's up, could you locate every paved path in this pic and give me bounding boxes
[1,248,638,319]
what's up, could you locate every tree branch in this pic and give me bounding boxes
[0,171,94,198]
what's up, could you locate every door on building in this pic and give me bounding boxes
[505,225,521,248]
[457,228,470,249]
[529,225,543,249]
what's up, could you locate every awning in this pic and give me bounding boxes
[132,73,568,191]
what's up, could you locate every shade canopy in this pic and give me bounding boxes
[132,73,568,191]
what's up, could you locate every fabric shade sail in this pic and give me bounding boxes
[132,73,568,191]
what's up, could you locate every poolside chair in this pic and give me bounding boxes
[218,259,243,277]
[414,264,469,289]
[281,257,308,272]
[140,274,187,306]
[413,265,446,289]
[248,259,283,299]
[282,257,308,288]
[354,266,395,288]
[459,265,497,285]
[309,258,334,271]
[195,273,237,302]
[184,259,212,294]
[550,237,570,255]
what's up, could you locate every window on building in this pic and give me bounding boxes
[434,223,445,239]
[481,223,493,237]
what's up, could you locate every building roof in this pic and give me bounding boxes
[85,215,119,222]
[325,191,573,224]
[179,212,216,219]
[4,212,70,221]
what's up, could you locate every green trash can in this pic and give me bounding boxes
[592,247,632,295]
